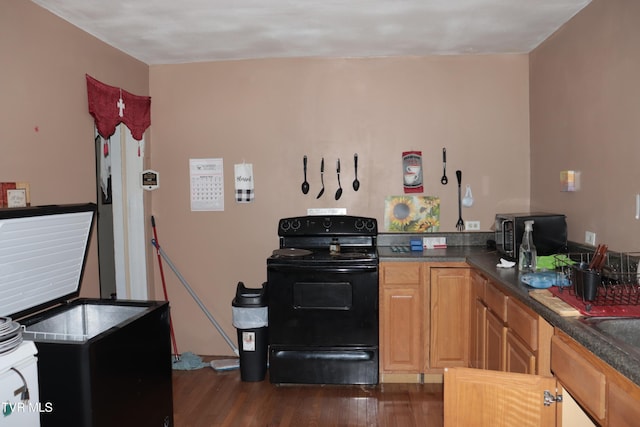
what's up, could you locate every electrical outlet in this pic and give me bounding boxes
[585,231,596,246]
[465,221,480,231]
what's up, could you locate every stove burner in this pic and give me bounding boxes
[272,248,313,258]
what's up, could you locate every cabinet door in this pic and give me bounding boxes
[470,270,486,369]
[608,377,640,427]
[471,299,487,369]
[444,367,559,427]
[379,262,423,374]
[430,268,470,369]
[551,333,606,424]
[380,286,422,372]
[506,329,536,374]
[485,310,506,371]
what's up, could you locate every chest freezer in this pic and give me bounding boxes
[0,203,173,427]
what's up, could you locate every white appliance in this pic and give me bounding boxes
[0,341,40,426]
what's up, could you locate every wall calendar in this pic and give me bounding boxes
[190,158,224,211]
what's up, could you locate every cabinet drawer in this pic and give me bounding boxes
[485,281,508,322]
[608,377,640,427]
[471,270,486,301]
[381,263,422,284]
[551,334,606,421]
[507,298,538,350]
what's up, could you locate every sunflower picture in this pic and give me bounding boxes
[384,196,440,232]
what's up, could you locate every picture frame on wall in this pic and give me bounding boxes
[7,188,27,208]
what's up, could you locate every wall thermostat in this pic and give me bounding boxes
[141,169,159,191]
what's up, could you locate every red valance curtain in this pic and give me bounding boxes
[86,74,151,141]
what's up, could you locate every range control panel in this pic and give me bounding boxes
[278,215,377,236]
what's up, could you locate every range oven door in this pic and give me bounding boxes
[267,263,379,384]
[267,263,378,347]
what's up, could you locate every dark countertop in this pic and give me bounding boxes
[380,246,640,387]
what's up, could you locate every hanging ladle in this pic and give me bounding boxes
[352,153,360,191]
[440,148,448,185]
[335,158,343,200]
[316,158,325,199]
[301,155,310,194]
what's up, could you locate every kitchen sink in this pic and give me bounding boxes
[579,317,640,356]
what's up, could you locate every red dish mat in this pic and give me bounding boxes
[548,286,640,317]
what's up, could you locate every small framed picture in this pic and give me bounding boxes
[7,189,27,208]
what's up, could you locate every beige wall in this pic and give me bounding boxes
[1,0,149,298]
[530,0,640,252]
[149,56,530,354]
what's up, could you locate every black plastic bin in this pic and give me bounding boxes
[232,282,268,382]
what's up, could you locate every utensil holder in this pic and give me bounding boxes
[573,267,601,301]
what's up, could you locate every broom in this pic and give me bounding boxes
[150,218,239,371]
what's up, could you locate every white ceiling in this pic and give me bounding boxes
[31,0,591,65]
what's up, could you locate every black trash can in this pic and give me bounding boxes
[232,282,268,382]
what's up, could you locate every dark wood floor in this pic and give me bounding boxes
[172,360,443,427]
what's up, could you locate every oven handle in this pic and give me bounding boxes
[268,264,378,274]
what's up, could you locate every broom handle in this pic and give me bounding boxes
[151,239,240,356]
[151,216,180,360]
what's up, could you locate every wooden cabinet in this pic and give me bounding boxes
[551,329,640,426]
[485,309,506,371]
[505,330,536,374]
[429,267,470,369]
[551,331,606,423]
[608,374,640,427]
[506,297,553,376]
[379,261,470,382]
[469,269,486,369]
[379,262,423,381]
[455,268,640,426]
[444,367,558,426]
[473,273,552,376]
[483,280,508,372]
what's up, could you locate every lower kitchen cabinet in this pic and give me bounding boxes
[607,375,640,427]
[474,272,552,376]
[444,367,558,426]
[379,262,423,381]
[469,269,487,369]
[551,331,606,424]
[506,297,553,376]
[485,309,506,371]
[379,261,470,382]
[552,329,640,427]
[429,267,470,369]
[484,278,508,371]
[505,330,536,374]
[451,268,640,426]
[444,366,595,427]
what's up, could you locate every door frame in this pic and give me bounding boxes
[96,124,148,300]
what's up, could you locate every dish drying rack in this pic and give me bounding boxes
[553,252,640,309]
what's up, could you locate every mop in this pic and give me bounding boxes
[151,219,240,372]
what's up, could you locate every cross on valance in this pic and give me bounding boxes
[86,74,151,141]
